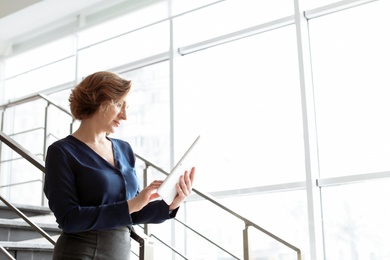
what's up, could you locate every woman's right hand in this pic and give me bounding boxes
[127,180,163,214]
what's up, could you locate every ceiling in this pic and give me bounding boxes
[0,0,43,18]
[0,0,105,41]
[0,0,156,57]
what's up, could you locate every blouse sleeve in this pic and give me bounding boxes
[130,199,179,225]
[44,144,131,233]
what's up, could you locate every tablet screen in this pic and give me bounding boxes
[157,135,200,204]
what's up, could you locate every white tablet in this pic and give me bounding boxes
[157,135,200,205]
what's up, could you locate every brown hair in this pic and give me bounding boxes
[69,71,131,120]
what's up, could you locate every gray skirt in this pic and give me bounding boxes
[53,226,132,260]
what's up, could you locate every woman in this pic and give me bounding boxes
[44,71,195,259]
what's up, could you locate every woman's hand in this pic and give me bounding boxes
[169,167,196,211]
[127,180,162,214]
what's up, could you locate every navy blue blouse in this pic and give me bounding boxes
[44,135,176,233]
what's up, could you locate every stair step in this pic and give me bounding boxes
[0,218,61,242]
[0,241,54,260]
[0,218,58,229]
[0,241,54,250]
[0,203,52,219]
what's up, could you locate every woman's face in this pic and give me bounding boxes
[94,94,129,134]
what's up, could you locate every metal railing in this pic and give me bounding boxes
[138,154,302,260]
[0,130,150,259]
[0,131,55,260]
[0,93,302,259]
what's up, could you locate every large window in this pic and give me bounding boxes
[309,1,390,258]
[175,24,304,190]
[4,37,76,99]
[322,180,390,259]
[78,21,170,76]
[117,62,171,184]
[309,1,390,178]
[174,0,294,46]
[1,0,390,259]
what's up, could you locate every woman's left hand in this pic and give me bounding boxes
[169,167,195,211]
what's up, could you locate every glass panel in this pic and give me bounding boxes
[4,36,74,78]
[150,190,308,259]
[4,57,76,99]
[11,100,46,134]
[171,0,221,15]
[0,100,47,205]
[48,88,73,109]
[150,198,245,259]
[9,177,43,206]
[322,179,390,259]
[174,0,294,46]
[225,190,309,258]
[174,25,304,191]
[78,1,169,48]
[46,103,74,146]
[78,21,169,77]
[114,62,170,180]
[309,1,390,177]
[301,0,340,10]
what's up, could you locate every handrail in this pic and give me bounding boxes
[173,218,241,259]
[0,130,148,258]
[39,94,73,117]
[148,233,188,259]
[137,223,229,260]
[193,188,302,256]
[0,93,72,117]
[0,245,16,260]
[0,195,56,246]
[0,93,302,259]
[0,131,55,245]
[0,95,42,111]
[0,130,45,172]
[136,153,302,259]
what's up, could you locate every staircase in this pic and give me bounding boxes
[0,203,59,259]
[0,102,302,259]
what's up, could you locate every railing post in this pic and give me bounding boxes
[70,118,76,135]
[243,224,250,260]
[130,228,154,260]
[0,110,4,189]
[42,103,49,206]
[141,237,155,260]
[143,164,150,236]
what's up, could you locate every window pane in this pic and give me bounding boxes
[322,180,390,259]
[171,0,221,16]
[4,57,76,99]
[78,1,169,48]
[309,1,390,177]
[113,62,170,174]
[223,190,309,258]
[302,0,340,10]
[78,21,169,76]
[174,0,294,46]
[4,36,74,78]
[150,190,308,259]
[175,25,304,191]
